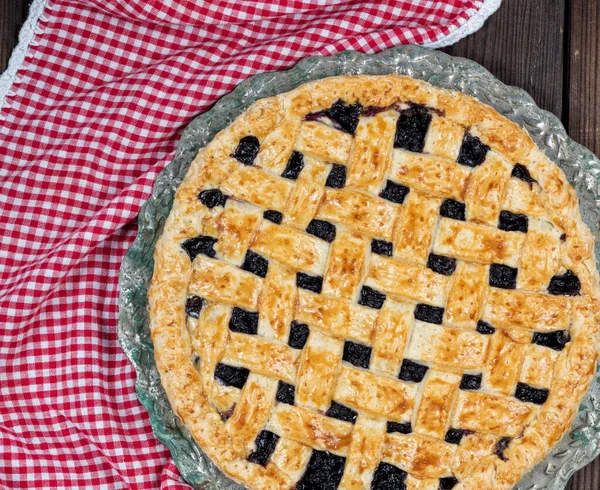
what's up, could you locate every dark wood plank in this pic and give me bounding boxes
[565,2,600,487]
[567,0,600,155]
[0,0,30,72]
[443,0,566,120]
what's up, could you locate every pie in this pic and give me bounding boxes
[148,75,600,490]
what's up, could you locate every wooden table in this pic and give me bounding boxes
[1,0,598,488]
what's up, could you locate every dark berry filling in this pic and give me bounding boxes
[232,135,260,165]
[445,428,474,445]
[371,239,393,256]
[394,104,432,153]
[548,270,581,296]
[296,272,323,293]
[185,295,204,318]
[214,363,249,389]
[263,210,283,224]
[498,210,528,233]
[379,180,410,204]
[440,199,466,221]
[241,250,269,278]
[512,164,535,183]
[489,264,518,290]
[276,381,295,405]
[326,164,347,188]
[371,462,407,490]
[532,330,571,351]
[306,219,337,243]
[386,421,412,434]
[281,151,305,180]
[358,286,386,310]
[399,359,429,383]
[460,373,482,391]
[343,341,372,369]
[229,307,259,335]
[427,254,457,276]
[476,320,496,335]
[515,382,549,405]
[439,476,459,489]
[494,437,512,462]
[296,450,346,490]
[198,189,227,208]
[247,430,279,466]
[457,132,489,167]
[326,401,358,424]
[181,235,217,260]
[414,304,444,324]
[288,321,310,349]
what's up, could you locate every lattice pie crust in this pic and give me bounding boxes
[149,75,600,490]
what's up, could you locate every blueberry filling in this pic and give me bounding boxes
[214,363,249,389]
[371,462,407,490]
[439,476,459,489]
[494,437,512,462]
[240,250,269,278]
[498,210,528,233]
[185,295,204,318]
[288,321,310,349]
[427,254,457,276]
[342,340,372,369]
[548,270,581,296]
[386,421,412,434]
[229,307,259,335]
[296,450,346,490]
[476,320,496,335]
[247,430,279,466]
[440,199,466,221]
[371,239,393,256]
[460,373,482,391]
[305,99,362,135]
[394,104,432,153]
[489,264,518,290]
[281,151,305,180]
[276,381,295,405]
[358,286,386,310]
[296,272,323,293]
[515,383,549,405]
[326,164,347,188]
[445,428,474,445]
[512,164,535,183]
[457,132,489,167]
[326,401,358,424]
[379,180,410,204]
[414,304,444,324]
[198,189,227,208]
[232,135,260,165]
[532,330,571,351]
[306,219,337,243]
[181,235,217,260]
[399,359,429,383]
[263,210,283,224]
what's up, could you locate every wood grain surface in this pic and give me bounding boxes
[1,0,599,488]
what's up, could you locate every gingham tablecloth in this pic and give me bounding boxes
[0,0,501,487]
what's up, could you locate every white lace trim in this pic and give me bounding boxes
[0,0,49,114]
[424,0,503,49]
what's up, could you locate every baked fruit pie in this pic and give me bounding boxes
[149,75,600,489]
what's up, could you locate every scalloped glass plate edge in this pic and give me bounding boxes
[117,44,600,490]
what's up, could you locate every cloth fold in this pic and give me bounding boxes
[0,1,501,488]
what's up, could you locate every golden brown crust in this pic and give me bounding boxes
[149,75,600,490]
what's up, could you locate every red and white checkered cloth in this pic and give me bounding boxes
[0,0,501,488]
